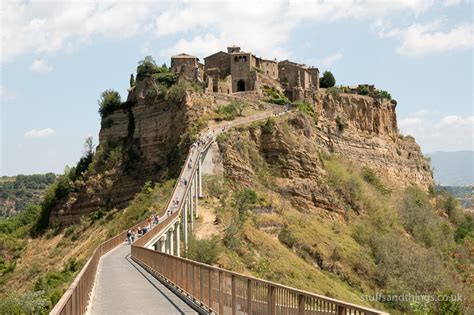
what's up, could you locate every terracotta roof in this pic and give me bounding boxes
[171,53,198,59]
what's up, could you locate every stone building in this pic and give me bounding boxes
[170,45,320,101]
[278,60,319,101]
[170,53,204,83]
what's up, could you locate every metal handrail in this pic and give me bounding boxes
[131,246,388,315]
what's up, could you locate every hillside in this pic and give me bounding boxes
[0,58,472,314]
[0,174,56,218]
[427,151,474,186]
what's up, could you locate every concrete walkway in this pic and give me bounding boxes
[87,244,197,315]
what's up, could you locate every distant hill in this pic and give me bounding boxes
[427,151,474,186]
[0,173,56,217]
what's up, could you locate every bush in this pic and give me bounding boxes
[98,89,122,118]
[263,86,289,105]
[136,56,167,81]
[358,85,369,95]
[215,100,245,121]
[261,117,276,134]
[166,80,190,105]
[327,87,341,98]
[278,228,297,248]
[361,167,391,195]
[292,100,316,120]
[186,237,222,265]
[232,189,258,221]
[378,89,392,100]
[335,116,347,132]
[320,71,336,88]
[152,72,177,87]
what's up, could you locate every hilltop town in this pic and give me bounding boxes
[170,45,320,102]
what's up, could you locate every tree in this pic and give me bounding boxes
[320,71,336,88]
[137,56,158,81]
[129,74,135,88]
[98,89,121,118]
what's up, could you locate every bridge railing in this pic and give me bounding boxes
[131,246,387,315]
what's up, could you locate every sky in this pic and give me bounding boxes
[1,0,473,176]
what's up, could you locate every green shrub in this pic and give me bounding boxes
[223,219,243,251]
[454,214,474,242]
[263,86,289,105]
[152,72,177,87]
[232,188,258,221]
[378,89,392,100]
[335,116,347,132]
[215,100,245,121]
[261,117,276,134]
[136,56,169,81]
[399,186,449,248]
[327,87,341,98]
[361,167,391,195]
[278,228,297,248]
[98,89,122,118]
[166,80,190,105]
[292,100,316,120]
[186,237,222,265]
[320,71,336,88]
[358,85,369,95]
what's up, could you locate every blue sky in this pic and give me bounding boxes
[1,0,473,176]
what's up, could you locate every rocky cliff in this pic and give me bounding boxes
[220,92,432,199]
[50,86,432,225]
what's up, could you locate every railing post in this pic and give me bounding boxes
[247,279,252,315]
[337,305,346,315]
[298,294,305,315]
[231,275,236,315]
[268,285,276,315]
[208,268,212,308]
[219,270,224,315]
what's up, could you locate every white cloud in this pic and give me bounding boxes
[1,0,443,63]
[379,19,474,57]
[30,59,53,73]
[0,85,16,102]
[1,0,157,62]
[399,111,474,152]
[24,128,55,138]
[319,51,344,68]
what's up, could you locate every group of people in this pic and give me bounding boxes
[126,214,160,244]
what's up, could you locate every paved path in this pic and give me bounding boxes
[87,244,197,315]
[87,105,290,314]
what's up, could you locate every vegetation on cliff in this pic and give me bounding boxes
[0,173,56,218]
[191,113,472,314]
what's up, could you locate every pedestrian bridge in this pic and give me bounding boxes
[51,105,388,315]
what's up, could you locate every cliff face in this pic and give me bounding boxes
[316,93,432,189]
[219,92,432,216]
[50,87,432,225]
[50,80,203,224]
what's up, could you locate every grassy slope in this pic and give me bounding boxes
[190,113,473,314]
[0,180,174,313]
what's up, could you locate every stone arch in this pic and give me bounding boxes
[237,80,246,92]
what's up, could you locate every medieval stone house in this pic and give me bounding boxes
[170,46,320,101]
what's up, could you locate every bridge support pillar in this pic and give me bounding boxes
[175,220,181,257]
[159,235,167,253]
[184,199,188,252]
[198,155,203,198]
[194,173,199,218]
[190,189,194,231]
[168,226,175,256]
